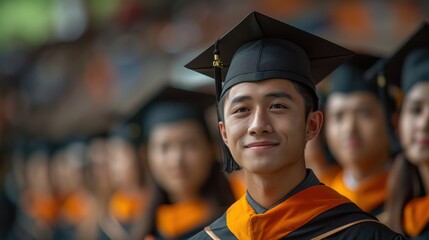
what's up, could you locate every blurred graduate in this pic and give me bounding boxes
[377,22,429,240]
[323,54,397,217]
[129,86,235,239]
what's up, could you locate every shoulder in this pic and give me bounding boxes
[189,213,238,240]
[188,230,212,240]
[329,221,406,240]
[284,203,404,239]
[315,204,405,239]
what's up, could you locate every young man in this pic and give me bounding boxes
[323,54,395,216]
[186,12,404,239]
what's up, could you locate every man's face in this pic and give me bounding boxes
[399,82,429,165]
[325,92,390,169]
[219,79,316,174]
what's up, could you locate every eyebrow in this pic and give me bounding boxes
[229,91,294,106]
[265,91,294,101]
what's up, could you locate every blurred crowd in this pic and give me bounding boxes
[1,0,429,240]
[1,134,149,239]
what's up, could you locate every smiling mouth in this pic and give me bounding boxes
[245,142,279,149]
[416,138,429,146]
[343,139,361,149]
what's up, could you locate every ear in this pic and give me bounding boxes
[218,121,229,146]
[306,110,323,141]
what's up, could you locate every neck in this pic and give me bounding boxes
[418,162,429,194]
[345,156,388,182]
[169,191,199,204]
[245,160,306,209]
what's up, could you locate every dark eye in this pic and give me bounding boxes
[160,143,169,153]
[409,105,422,115]
[332,112,343,122]
[357,108,372,118]
[270,103,286,109]
[183,139,197,150]
[233,107,249,114]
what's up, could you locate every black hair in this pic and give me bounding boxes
[385,155,425,235]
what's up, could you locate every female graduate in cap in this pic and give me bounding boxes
[134,86,235,239]
[186,11,404,239]
[383,23,429,239]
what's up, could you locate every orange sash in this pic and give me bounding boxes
[403,195,429,237]
[60,192,93,224]
[109,189,147,222]
[156,199,212,238]
[328,170,388,212]
[24,192,58,225]
[226,185,350,239]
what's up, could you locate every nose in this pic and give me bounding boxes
[165,145,185,168]
[342,114,358,135]
[248,107,273,135]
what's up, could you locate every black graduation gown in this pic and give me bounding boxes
[190,170,405,240]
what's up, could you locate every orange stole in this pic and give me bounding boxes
[109,189,147,223]
[24,192,58,225]
[226,185,350,239]
[157,199,211,238]
[60,192,92,224]
[403,195,429,237]
[328,170,388,212]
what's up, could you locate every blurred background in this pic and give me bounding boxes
[0,0,429,239]
[1,0,429,143]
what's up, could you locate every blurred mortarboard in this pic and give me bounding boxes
[185,11,354,102]
[121,85,216,144]
[329,53,380,95]
[366,22,429,94]
[361,23,429,158]
[185,11,354,172]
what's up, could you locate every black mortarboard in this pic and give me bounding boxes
[329,53,380,95]
[123,85,216,144]
[402,48,429,93]
[381,22,429,93]
[186,11,354,101]
[185,11,354,172]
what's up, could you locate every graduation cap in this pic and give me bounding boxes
[329,53,380,95]
[364,23,429,157]
[186,11,354,101]
[185,11,354,172]
[380,22,429,94]
[121,85,216,145]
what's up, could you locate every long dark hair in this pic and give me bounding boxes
[385,154,426,234]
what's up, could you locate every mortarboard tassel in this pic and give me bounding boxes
[213,39,223,101]
[377,72,402,157]
[213,40,241,173]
